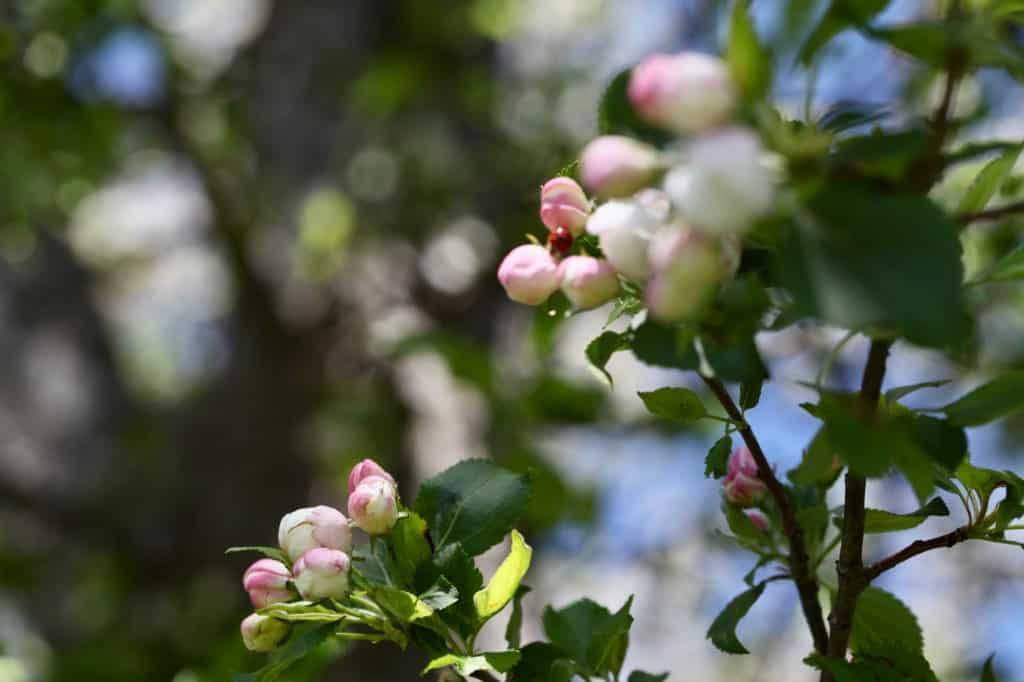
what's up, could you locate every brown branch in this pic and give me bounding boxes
[957,200,1024,225]
[470,672,499,682]
[702,376,830,654]
[865,526,971,581]
[821,339,893,680]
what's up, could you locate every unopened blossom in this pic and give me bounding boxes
[579,136,660,198]
[348,475,400,535]
[348,458,396,495]
[723,446,767,506]
[664,127,775,236]
[497,244,560,305]
[746,509,769,531]
[242,559,294,609]
[540,177,590,236]
[240,613,290,652]
[586,197,665,282]
[278,505,352,562]
[558,256,619,309]
[293,548,351,601]
[645,224,732,321]
[628,52,736,134]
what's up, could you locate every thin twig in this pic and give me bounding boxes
[822,338,893,679]
[701,376,830,654]
[865,526,971,580]
[957,200,1024,225]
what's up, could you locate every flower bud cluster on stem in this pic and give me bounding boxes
[237,458,401,652]
[496,51,776,321]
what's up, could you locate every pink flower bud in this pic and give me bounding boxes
[242,559,294,609]
[497,244,560,305]
[728,446,759,479]
[745,509,769,531]
[347,458,396,495]
[540,177,590,236]
[579,136,660,198]
[278,505,352,562]
[664,127,774,236]
[628,52,736,134]
[557,256,619,309]
[348,476,400,535]
[293,548,351,601]
[645,224,729,321]
[723,447,767,506]
[240,613,290,652]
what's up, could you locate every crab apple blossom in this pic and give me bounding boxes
[242,559,294,609]
[579,135,660,197]
[348,475,400,535]
[347,458,396,495]
[278,505,352,562]
[645,224,729,321]
[497,244,561,305]
[240,613,290,652]
[558,256,619,309]
[540,176,590,236]
[723,446,767,506]
[585,196,665,282]
[746,509,769,531]
[293,548,351,601]
[628,52,737,134]
[664,127,775,236]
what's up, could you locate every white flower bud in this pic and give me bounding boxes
[278,506,352,563]
[292,548,351,601]
[558,256,619,309]
[497,244,560,305]
[240,613,290,652]
[628,52,737,134]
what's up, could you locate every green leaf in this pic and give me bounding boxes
[631,320,767,382]
[629,673,669,682]
[505,585,532,649]
[706,582,765,654]
[973,247,1024,284]
[981,654,998,682]
[418,576,460,612]
[423,651,522,677]
[372,586,436,623]
[799,0,891,64]
[257,601,348,623]
[960,145,1023,212]
[832,130,929,182]
[586,330,632,386]
[806,645,939,682]
[817,100,888,133]
[508,642,575,682]
[417,543,484,639]
[225,546,290,564]
[944,372,1024,427]
[739,378,763,411]
[859,497,950,533]
[902,413,967,473]
[543,597,634,676]
[725,504,766,543]
[779,182,968,348]
[728,0,773,99]
[388,512,432,589]
[705,435,733,479]
[597,69,672,146]
[788,428,838,486]
[849,587,923,654]
[637,387,707,423]
[885,380,950,403]
[863,21,954,67]
[233,623,336,682]
[474,530,533,620]
[414,459,531,556]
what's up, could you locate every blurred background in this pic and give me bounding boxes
[1,0,1022,680]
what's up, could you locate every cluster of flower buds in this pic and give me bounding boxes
[497,51,775,321]
[238,458,401,652]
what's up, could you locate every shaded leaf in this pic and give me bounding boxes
[508,642,575,682]
[728,0,773,99]
[388,512,432,589]
[706,435,733,479]
[225,546,290,564]
[638,387,707,423]
[884,380,950,403]
[849,587,923,654]
[597,69,672,146]
[233,623,336,682]
[944,372,1024,427]
[859,497,950,533]
[505,585,532,649]
[629,673,670,682]
[800,0,891,64]
[706,582,765,655]
[586,330,632,386]
[543,597,634,676]
[414,459,531,556]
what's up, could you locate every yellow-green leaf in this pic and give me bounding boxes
[474,530,533,620]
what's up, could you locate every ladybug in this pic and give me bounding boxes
[549,226,573,253]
